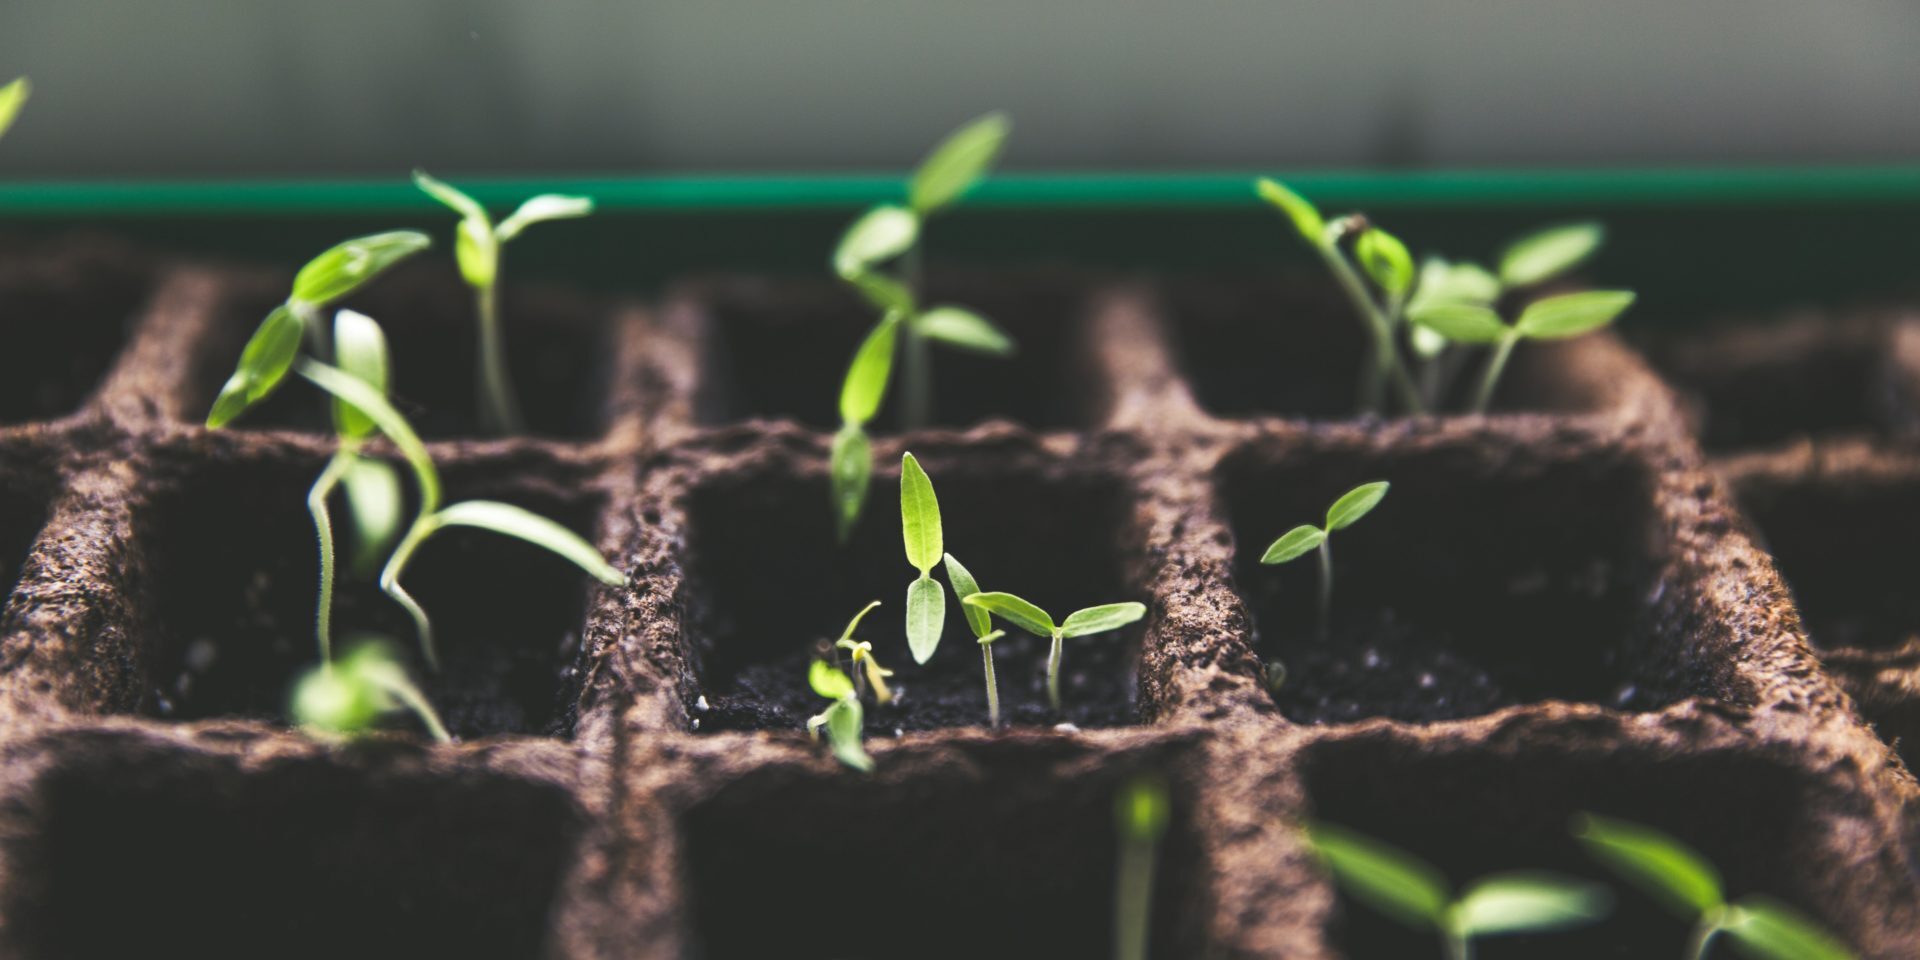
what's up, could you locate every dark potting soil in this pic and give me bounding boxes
[137,454,602,738]
[0,237,155,424]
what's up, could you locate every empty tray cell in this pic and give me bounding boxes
[133,450,608,737]
[688,272,1098,431]
[1642,312,1913,451]
[1219,432,1683,724]
[677,742,1205,960]
[1163,274,1635,421]
[0,452,53,612]
[2,733,581,960]
[195,263,614,440]
[681,447,1146,732]
[0,239,155,424]
[1297,733,1887,959]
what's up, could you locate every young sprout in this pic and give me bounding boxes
[1306,820,1611,960]
[805,659,873,772]
[1412,290,1636,414]
[414,170,594,435]
[291,639,450,744]
[899,452,948,665]
[943,551,1006,727]
[1114,776,1171,960]
[961,592,1145,713]
[1261,481,1388,643]
[1573,813,1855,960]
[0,76,29,142]
[829,114,1015,539]
[832,600,894,705]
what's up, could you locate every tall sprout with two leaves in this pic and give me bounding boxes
[414,171,594,435]
[1306,821,1611,960]
[0,76,29,143]
[942,551,1006,726]
[1261,482,1388,643]
[1573,814,1854,960]
[1257,178,1635,415]
[962,592,1145,714]
[830,114,1016,541]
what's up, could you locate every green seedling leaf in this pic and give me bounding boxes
[1059,602,1147,639]
[845,269,916,314]
[412,169,489,223]
[331,309,390,440]
[1514,290,1635,340]
[1116,776,1171,842]
[910,111,1011,214]
[839,599,882,642]
[1499,221,1605,288]
[809,659,857,700]
[943,552,992,638]
[293,640,449,743]
[295,359,440,510]
[1306,821,1450,930]
[1412,257,1501,310]
[830,424,872,543]
[1573,813,1724,916]
[207,304,304,427]
[1410,302,1509,345]
[962,591,1055,638]
[840,313,901,424]
[1409,323,1448,361]
[454,217,499,288]
[497,194,593,241]
[906,575,946,665]
[825,698,872,771]
[1326,481,1390,530]
[1256,177,1325,244]
[341,456,403,572]
[916,306,1014,356]
[290,231,433,308]
[834,205,920,278]
[1451,872,1612,938]
[1356,228,1415,300]
[0,76,29,141]
[1723,898,1856,960]
[899,453,942,573]
[1261,524,1325,565]
[431,500,625,586]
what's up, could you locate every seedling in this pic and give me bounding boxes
[829,113,1015,540]
[943,551,1006,726]
[1573,813,1854,960]
[291,638,450,743]
[0,76,29,142]
[1260,481,1389,643]
[1413,289,1636,414]
[1306,820,1611,960]
[1113,776,1171,960]
[962,591,1145,713]
[806,659,873,772]
[414,170,594,435]
[899,452,948,665]
[832,600,895,705]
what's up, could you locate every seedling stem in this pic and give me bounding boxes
[979,631,1004,727]
[1114,776,1170,960]
[1261,482,1389,644]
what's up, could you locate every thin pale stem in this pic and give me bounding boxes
[981,640,1001,728]
[373,670,452,743]
[1472,333,1521,415]
[1047,632,1064,712]
[1443,929,1471,960]
[475,280,526,435]
[852,654,869,702]
[1684,913,1724,960]
[1316,539,1333,644]
[1114,833,1157,960]
[380,517,441,670]
[1320,247,1424,415]
[307,450,354,664]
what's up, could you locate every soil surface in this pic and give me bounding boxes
[0,235,155,424]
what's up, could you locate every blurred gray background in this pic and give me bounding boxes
[2,0,1918,178]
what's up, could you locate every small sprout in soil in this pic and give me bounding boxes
[208,230,431,429]
[832,600,895,705]
[829,114,1015,539]
[805,659,873,772]
[414,170,593,435]
[962,591,1146,713]
[943,551,1006,726]
[899,452,949,665]
[1573,813,1855,960]
[291,638,451,743]
[1412,289,1636,414]
[1113,775,1171,960]
[0,76,29,142]
[1307,820,1611,960]
[1261,481,1389,643]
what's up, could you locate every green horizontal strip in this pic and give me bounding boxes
[0,166,1916,217]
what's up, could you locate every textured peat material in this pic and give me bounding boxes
[1,244,1919,959]
[0,236,156,425]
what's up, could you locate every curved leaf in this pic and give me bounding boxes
[962,591,1055,638]
[0,76,29,141]
[1326,481,1390,530]
[1261,524,1326,565]
[294,359,441,512]
[825,697,872,771]
[1452,872,1612,938]
[1412,257,1501,311]
[838,599,883,643]
[497,194,593,241]
[809,659,856,701]
[943,552,992,638]
[1060,602,1147,639]
[331,309,390,440]
[412,169,489,223]
[1723,898,1855,960]
[840,313,901,425]
[207,304,303,428]
[899,452,943,573]
[1499,221,1605,288]
[430,500,625,586]
[1356,228,1414,299]
[1514,290,1635,340]
[830,424,872,543]
[290,230,432,307]
[1305,821,1450,931]
[834,205,919,278]
[910,111,1011,214]
[916,306,1014,356]
[341,456,403,572]
[845,270,915,314]
[1573,813,1724,917]
[1410,302,1509,345]
[1256,177,1326,244]
[906,575,946,664]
